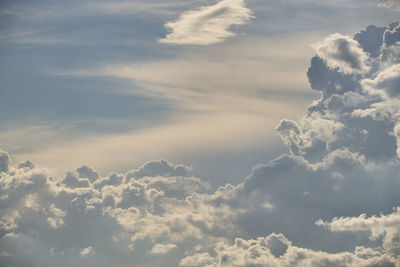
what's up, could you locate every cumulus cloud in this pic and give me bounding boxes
[127,160,192,179]
[317,207,400,255]
[180,231,398,267]
[159,0,253,45]
[361,64,400,97]
[312,33,370,75]
[2,22,400,266]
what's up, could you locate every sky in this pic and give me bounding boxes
[0,0,400,266]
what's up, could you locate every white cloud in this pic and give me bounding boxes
[361,64,400,98]
[149,243,177,254]
[316,207,400,255]
[159,0,253,45]
[179,252,214,266]
[312,33,370,75]
[80,246,95,256]
[181,232,398,266]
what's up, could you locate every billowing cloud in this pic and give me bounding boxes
[2,22,400,266]
[311,33,370,75]
[317,207,400,255]
[361,64,400,97]
[159,0,253,45]
[179,231,398,266]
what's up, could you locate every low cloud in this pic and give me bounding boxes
[317,207,400,255]
[180,231,398,266]
[159,0,253,45]
[80,246,95,257]
[361,64,400,98]
[311,33,370,75]
[149,243,177,255]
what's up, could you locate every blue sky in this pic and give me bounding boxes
[1,0,398,185]
[1,1,400,266]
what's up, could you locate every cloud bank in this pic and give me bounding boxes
[159,0,253,45]
[2,22,400,266]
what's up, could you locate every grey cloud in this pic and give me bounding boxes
[354,25,386,58]
[93,172,123,189]
[60,171,90,188]
[17,160,35,170]
[126,159,192,180]
[384,22,400,47]
[0,150,10,173]
[306,56,360,97]
[265,233,291,258]
[76,165,99,183]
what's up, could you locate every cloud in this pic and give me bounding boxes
[361,64,400,98]
[311,33,370,75]
[180,231,398,266]
[379,0,400,11]
[56,35,315,105]
[159,0,253,45]
[0,151,10,173]
[179,252,214,266]
[149,243,177,254]
[127,160,192,179]
[2,22,400,266]
[316,207,400,255]
[80,246,95,257]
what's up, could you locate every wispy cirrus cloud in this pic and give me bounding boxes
[159,0,253,45]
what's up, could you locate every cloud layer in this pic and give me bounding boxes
[1,22,400,266]
[159,0,253,45]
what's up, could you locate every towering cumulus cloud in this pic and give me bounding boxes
[1,22,400,266]
[159,0,253,45]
